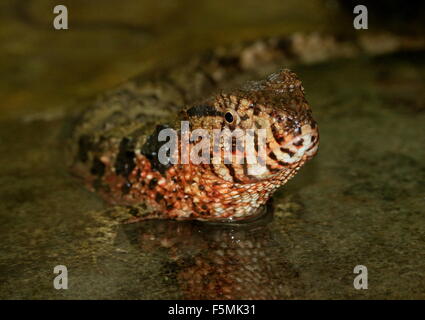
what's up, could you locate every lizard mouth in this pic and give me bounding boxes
[291,128,319,157]
[268,123,319,166]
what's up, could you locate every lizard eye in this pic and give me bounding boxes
[225,111,234,123]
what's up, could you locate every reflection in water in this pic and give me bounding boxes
[123,205,304,299]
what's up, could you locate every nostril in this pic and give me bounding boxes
[293,138,304,147]
[294,126,301,135]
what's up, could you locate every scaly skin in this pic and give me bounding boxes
[71,37,320,221]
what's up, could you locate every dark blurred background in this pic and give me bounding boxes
[1,0,424,120]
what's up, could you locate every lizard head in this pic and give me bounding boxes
[184,69,319,184]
